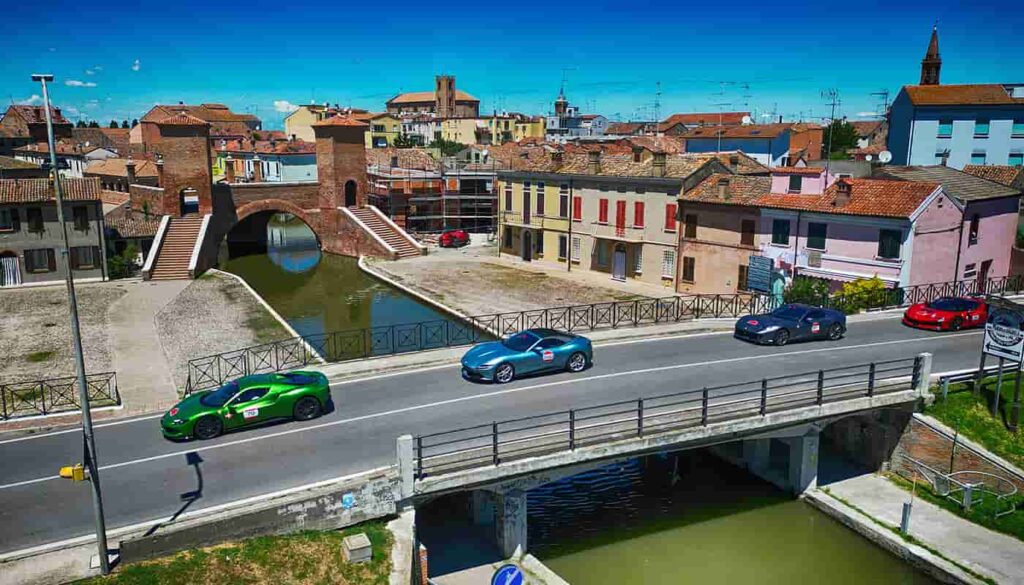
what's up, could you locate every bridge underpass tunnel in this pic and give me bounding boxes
[221,211,321,271]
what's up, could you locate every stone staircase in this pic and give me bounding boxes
[349,207,422,259]
[149,217,204,280]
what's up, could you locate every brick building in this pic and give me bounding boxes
[385,75,480,118]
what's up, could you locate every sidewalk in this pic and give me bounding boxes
[108,279,189,414]
[814,474,1024,584]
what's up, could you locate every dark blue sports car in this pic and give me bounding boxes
[461,328,593,383]
[734,303,846,346]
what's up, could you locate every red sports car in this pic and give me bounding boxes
[902,297,987,331]
[438,228,470,248]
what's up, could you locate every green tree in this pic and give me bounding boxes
[835,276,895,313]
[75,120,87,128]
[107,243,140,279]
[87,121,100,128]
[428,137,467,157]
[822,119,858,159]
[121,120,130,128]
[784,276,831,306]
[109,120,119,128]
[130,118,139,128]
[394,134,420,148]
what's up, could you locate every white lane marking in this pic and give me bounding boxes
[0,331,980,491]
[0,317,920,445]
[0,413,165,446]
[0,466,391,562]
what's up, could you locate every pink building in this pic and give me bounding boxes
[755,178,963,289]
[769,166,835,196]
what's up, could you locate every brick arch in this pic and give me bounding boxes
[234,199,320,234]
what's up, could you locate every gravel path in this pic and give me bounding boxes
[156,272,290,389]
[0,282,128,383]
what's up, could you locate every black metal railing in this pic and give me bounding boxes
[796,274,1024,314]
[413,357,922,479]
[184,293,778,393]
[1,372,119,421]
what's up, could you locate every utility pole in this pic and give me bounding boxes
[821,89,840,177]
[33,73,110,575]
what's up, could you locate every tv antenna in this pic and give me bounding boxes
[870,89,890,117]
[821,89,841,175]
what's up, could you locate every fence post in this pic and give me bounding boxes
[416,436,423,480]
[492,421,499,466]
[1,384,6,419]
[760,379,768,415]
[40,382,47,415]
[637,398,644,437]
[701,387,709,426]
[817,370,825,405]
[569,410,576,449]
[868,363,876,397]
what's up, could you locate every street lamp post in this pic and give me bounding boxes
[32,73,110,574]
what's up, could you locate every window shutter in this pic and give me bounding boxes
[634,202,645,227]
[572,197,582,220]
[665,204,677,231]
[10,208,19,231]
[47,249,56,272]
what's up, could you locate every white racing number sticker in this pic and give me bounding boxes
[811,323,821,334]
[542,350,555,362]
[242,407,259,419]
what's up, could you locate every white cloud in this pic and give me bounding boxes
[94,65,103,71]
[131,59,140,72]
[64,106,80,116]
[856,111,879,118]
[85,69,96,75]
[65,80,97,88]
[17,95,43,105]
[273,100,300,113]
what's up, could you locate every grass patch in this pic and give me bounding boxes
[820,487,997,585]
[78,520,392,585]
[25,350,55,363]
[885,473,1024,542]
[246,311,289,345]
[926,379,1024,469]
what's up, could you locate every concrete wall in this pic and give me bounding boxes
[119,470,401,563]
[677,203,758,294]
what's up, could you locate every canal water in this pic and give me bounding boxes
[529,450,937,584]
[219,213,454,338]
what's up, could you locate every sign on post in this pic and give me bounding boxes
[747,255,772,293]
[984,307,1024,363]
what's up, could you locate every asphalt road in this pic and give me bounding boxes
[0,317,984,554]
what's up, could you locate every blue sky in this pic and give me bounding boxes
[2,0,1021,130]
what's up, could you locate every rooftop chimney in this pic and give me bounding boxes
[551,150,564,164]
[588,150,601,175]
[835,180,852,207]
[729,154,739,169]
[717,177,730,199]
[125,156,137,185]
[653,152,667,177]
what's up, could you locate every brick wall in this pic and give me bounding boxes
[128,184,165,216]
[890,415,1024,492]
[228,182,320,211]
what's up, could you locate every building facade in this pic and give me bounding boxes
[385,76,480,118]
[682,124,795,168]
[0,177,107,287]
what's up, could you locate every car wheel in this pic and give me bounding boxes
[494,363,515,384]
[293,396,321,421]
[827,323,844,341]
[193,416,222,440]
[950,317,963,331]
[774,329,790,346]
[566,352,587,373]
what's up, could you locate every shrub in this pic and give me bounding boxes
[784,276,830,306]
[834,276,893,313]
[108,244,140,279]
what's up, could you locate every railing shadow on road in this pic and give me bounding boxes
[143,452,204,538]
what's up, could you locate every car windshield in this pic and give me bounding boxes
[771,306,807,321]
[199,381,240,408]
[926,298,966,311]
[502,331,539,352]
[279,372,318,385]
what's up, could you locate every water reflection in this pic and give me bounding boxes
[219,213,453,338]
[531,451,937,585]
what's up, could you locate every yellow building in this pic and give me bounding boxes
[283,105,324,142]
[367,113,402,148]
[513,116,546,142]
[441,118,483,145]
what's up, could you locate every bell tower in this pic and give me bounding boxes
[920,25,941,86]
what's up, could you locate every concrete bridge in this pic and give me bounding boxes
[395,354,932,557]
[123,112,424,280]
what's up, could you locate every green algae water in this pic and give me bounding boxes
[219,213,453,338]
[530,451,937,584]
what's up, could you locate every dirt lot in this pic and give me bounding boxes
[0,282,128,382]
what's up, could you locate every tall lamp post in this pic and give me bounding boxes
[32,73,110,574]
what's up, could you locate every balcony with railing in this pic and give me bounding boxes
[499,210,546,228]
[587,221,646,242]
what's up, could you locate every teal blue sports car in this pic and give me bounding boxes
[461,328,593,383]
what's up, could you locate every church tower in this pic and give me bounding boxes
[920,26,941,85]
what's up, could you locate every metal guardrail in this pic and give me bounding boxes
[798,274,1024,314]
[902,455,1018,517]
[937,363,1019,400]
[0,372,119,421]
[185,293,779,394]
[413,357,922,480]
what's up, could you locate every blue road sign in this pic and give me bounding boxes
[492,564,525,585]
[747,255,772,293]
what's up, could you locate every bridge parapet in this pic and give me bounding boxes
[405,354,931,496]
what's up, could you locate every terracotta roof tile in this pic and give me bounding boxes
[0,155,40,170]
[757,179,939,218]
[683,174,770,205]
[715,151,769,175]
[85,158,159,177]
[962,165,1024,188]
[682,123,792,139]
[313,115,369,127]
[5,105,71,125]
[0,177,102,203]
[903,84,1024,106]
[156,112,211,126]
[145,104,258,124]
[876,165,1019,202]
[772,166,825,176]
[660,112,748,130]
[849,121,884,137]
[387,90,479,104]
[103,205,161,238]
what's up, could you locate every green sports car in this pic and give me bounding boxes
[161,371,331,440]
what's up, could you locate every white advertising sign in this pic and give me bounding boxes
[984,308,1024,363]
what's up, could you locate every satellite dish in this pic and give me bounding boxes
[878,150,893,164]
[741,115,753,125]
[481,149,489,157]
[865,154,873,161]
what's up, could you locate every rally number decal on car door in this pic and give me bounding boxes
[242,407,259,419]
[542,350,555,362]
[811,323,820,334]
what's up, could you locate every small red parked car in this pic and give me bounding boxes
[438,228,470,248]
[902,296,987,331]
